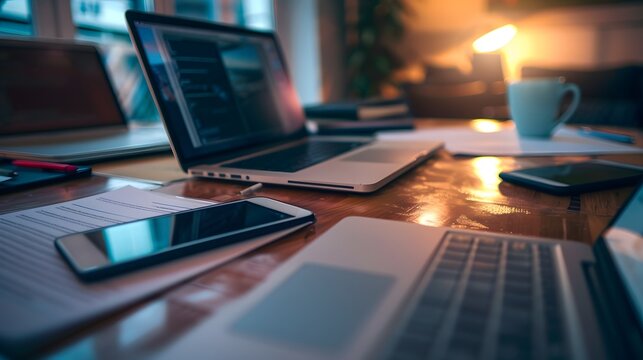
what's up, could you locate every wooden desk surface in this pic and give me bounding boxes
[2,120,642,358]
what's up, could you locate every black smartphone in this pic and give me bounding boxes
[55,197,315,281]
[499,160,643,195]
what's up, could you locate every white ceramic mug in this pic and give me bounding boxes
[507,78,581,137]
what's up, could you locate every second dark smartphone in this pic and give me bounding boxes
[499,160,643,195]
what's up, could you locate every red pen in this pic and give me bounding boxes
[12,160,79,172]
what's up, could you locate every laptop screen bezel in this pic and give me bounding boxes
[592,182,643,354]
[0,37,127,136]
[125,10,308,171]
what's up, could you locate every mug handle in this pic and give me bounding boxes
[556,83,581,126]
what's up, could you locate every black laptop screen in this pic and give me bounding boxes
[601,184,643,326]
[128,15,305,164]
[0,40,125,135]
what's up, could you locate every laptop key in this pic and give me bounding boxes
[469,271,496,284]
[447,332,483,360]
[504,281,532,295]
[406,318,440,337]
[477,246,501,256]
[471,261,498,273]
[421,280,456,307]
[461,296,493,314]
[393,333,432,359]
[474,253,499,263]
[505,271,532,284]
[449,233,474,244]
[437,259,466,271]
[424,278,457,296]
[509,242,531,253]
[443,251,469,262]
[476,236,501,247]
[497,334,532,360]
[414,306,446,327]
[446,243,471,253]
[456,308,489,332]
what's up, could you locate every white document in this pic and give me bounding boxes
[0,186,304,352]
[377,126,643,156]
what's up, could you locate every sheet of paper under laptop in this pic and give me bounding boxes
[0,186,300,354]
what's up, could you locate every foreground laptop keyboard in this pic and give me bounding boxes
[221,140,367,173]
[389,232,568,360]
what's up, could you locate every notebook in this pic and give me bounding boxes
[125,11,441,193]
[158,184,643,360]
[0,38,169,163]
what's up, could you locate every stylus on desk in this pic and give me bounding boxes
[240,183,263,196]
[578,127,635,144]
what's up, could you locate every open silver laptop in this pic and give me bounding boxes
[157,184,643,360]
[0,38,169,163]
[126,11,441,193]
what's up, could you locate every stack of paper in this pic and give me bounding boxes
[377,126,643,156]
[0,186,303,354]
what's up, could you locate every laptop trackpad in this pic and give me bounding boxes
[341,148,417,163]
[231,263,394,353]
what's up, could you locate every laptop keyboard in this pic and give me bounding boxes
[221,140,367,173]
[389,232,568,360]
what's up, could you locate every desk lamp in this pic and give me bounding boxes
[473,24,517,54]
[404,24,517,119]
[470,24,517,85]
[470,24,517,118]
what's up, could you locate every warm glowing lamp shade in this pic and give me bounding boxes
[472,24,517,53]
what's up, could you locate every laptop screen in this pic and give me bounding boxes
[601,184,643,326]
[0,40,125,136]
[127,14,305,164]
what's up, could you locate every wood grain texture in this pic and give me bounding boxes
[0,175,159,215]
[92,153,187,184]
[3,120,641,358]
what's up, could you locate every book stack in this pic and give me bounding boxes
[304,97,414,135]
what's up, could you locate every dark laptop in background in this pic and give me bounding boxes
[125,11,441,193]
[0,38,169,163]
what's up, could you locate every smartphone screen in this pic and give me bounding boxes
[513,162,643,186]
[56,199,306,278]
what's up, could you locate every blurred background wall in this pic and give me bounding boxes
[397,0,643,81]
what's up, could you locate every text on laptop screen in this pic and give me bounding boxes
[602,185,643,326]
[0,42,124,135]
[132,21,305,158]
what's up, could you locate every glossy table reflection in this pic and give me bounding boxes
[1,119,641,358]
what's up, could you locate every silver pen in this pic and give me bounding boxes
[240,183,263,196]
